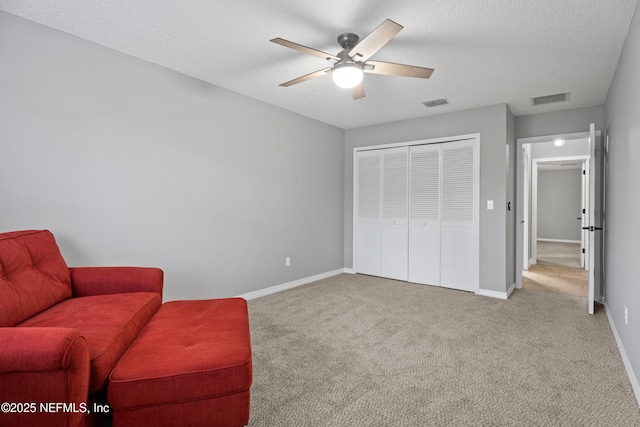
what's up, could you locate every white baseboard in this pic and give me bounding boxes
[537,238,581,244]
[604,303,640,408]
[344,268,356,274]
[237,268,346,301]
[476,288,509,300]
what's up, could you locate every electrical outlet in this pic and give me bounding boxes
[285,257,291,267]
[624,306,628,324]
[487,200,494,210]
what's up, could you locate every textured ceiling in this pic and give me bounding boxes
[0,0,637,129]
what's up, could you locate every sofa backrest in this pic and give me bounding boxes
[0,230,72,326]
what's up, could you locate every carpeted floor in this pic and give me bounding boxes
[246,274,640,427]
[536,241,582,269]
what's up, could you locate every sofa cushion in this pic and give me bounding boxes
[19,292,161,392]
[109,299,252,409]
[0,230,72,327]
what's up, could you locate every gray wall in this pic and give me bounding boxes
[516,105,604,139]
[0,12,345,302]
[345,104,511,294]
[537,169,582,241]
[604,1,640,397]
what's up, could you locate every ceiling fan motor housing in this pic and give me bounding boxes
[337,33,360,50]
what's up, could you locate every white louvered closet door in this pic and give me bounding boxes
[355,151,382,276]
[408,144,441,286]
[380,147,409,281]
[440,140,478,292]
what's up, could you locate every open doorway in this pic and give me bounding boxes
[520,138,589,298]
[516,125,604,314]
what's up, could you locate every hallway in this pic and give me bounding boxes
[522,264,588,298]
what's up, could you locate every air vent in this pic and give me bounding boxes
[422,98,449,108]
[531,92,570,106]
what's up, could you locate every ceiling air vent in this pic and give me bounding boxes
[422,98,449,108]
[531,92,570,106]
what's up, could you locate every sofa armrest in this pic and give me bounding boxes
[0,327,90,427]
[0,327,88,372]
[69,267,163,299]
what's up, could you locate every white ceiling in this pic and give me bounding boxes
[1,0,637,129]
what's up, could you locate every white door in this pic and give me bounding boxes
[440,140,478,292]
[587,123,603,315]
[408,144,441,285]
[580,161,587,268]
[355,151,382,276]
[380,148,409,281]
[522,145,530,270]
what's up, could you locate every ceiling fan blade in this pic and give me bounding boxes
[349,19,403,62]
[271,38,340,62]
[279,67,332,87]
[364,60,434,79]
[349,82,366,100]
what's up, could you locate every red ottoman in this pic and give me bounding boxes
[108,298,252,427]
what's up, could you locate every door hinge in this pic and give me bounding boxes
[582,248,585,254]
[583,170,586,175]
[583,208,586,214]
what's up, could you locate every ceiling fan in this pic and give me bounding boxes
[270,19,434,100]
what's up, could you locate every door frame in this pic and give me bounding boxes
[515,131,591,289]
[530,155,589,266]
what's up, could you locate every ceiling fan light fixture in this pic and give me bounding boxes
[332,63,363,88]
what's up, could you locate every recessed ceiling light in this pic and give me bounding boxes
[554,139,565,147]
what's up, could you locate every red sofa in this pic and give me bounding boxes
[0,230,163,427]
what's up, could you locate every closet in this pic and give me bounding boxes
[354,137,478,292]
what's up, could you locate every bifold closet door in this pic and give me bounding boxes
[355,151,382,276]
[356,139,477,291]
[380,148,408,281]
[408,144,441,286]
[355,148,408,281]
[440,140,478,292]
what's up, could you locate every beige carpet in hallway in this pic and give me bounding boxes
[246,274,640,427]
[536,240,582,269]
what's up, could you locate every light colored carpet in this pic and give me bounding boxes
[246,274,640,427]
[537,241,582,269]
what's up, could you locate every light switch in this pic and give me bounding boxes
[487,200,494,210]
